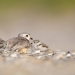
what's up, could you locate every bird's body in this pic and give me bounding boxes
[0,38,6,48]
[31,40,41,50]
[37,43,48,52]
[31,40,49,52]
[0,38,5,44]
[0,38,6,53]
[5,37,32,51]
[4,32,33,53]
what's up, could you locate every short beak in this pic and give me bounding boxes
[30,37,33,40]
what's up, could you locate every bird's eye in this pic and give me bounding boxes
[42,46,45,47]
[26,35,28,37]
[39,44,41,46]
[31,43,33,44]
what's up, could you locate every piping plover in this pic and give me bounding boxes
[31,40,41,50]
[4,32,33,53]
[37,42,49,52]
[11,37,33,53]
[31,40,48,52]
[0,38,6,53]
[18,32,33,41]
[0,38,5,44]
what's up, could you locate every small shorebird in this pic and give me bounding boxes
[31,40,41,50]
[4,32,33,53]
[31,40,48,51]
[0,38,5,43]
[11,37,32,51]
[18,32,33,41]
[0,38,6,53]
[37,43,48,52]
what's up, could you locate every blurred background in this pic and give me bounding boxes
[0,0,75,51]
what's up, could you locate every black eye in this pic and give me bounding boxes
[26,35,28,37]
[31,43,32,44]
[39,44,41,46]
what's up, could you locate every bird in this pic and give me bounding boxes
[0,38,6,53]
[31,40,41,50]
[18,32,33,41]
[37,43,49,52]
[4,32,33,53]
[31,40,49,52]
[11,37,32,51]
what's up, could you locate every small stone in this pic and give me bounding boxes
[19,48,27,54]
[2,50,10,57]
[10,52,19,58]
[32,50,40,54]
[66,51,71,58]
[47,49,54,54]
[72,52,75,55]
[34,50,40,54]
[37,55,43,59]
[52,51,67,60]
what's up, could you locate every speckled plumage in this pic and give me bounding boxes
[0,38,6,53]
[31,40,49,52]
[5,37,32,52]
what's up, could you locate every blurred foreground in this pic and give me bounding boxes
[0,55,75,75]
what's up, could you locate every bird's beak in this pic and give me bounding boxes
[30,37,33,40]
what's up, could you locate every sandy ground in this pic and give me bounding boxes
[0,57,75,75]
[0,9,75,75]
